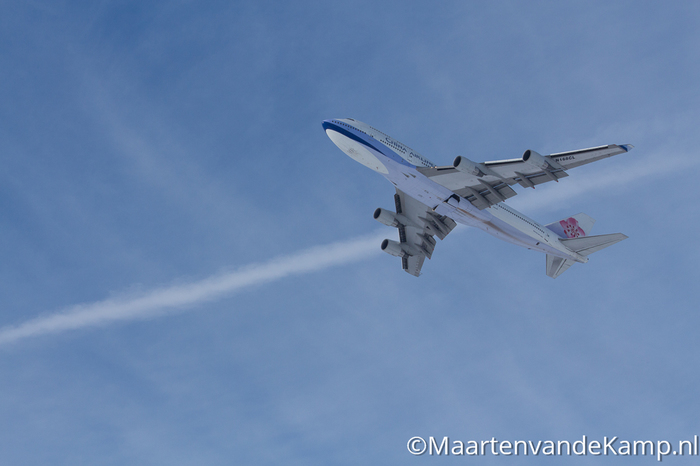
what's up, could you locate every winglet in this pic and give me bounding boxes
[618,144,634,152]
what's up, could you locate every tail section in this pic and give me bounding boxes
[546,232,628,279]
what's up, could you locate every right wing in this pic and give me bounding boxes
[417,144,632,209]
[380,189,457,277]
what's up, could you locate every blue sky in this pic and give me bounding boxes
[1,1,700,464]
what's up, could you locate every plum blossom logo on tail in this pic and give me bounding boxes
[560,217,585,238]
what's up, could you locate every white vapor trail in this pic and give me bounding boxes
[0,231,386,345]
[0,151,686,346]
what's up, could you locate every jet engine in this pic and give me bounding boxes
[373,208,418,229]
[453,156,485,177]
[373,208,400,228]
[380,239,409,257]
[522,149,550,171]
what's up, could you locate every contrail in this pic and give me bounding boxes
[0,152,680,346]
[0,231,386,345]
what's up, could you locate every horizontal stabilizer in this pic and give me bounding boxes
[560,233,628,256]
[547,232,628,278]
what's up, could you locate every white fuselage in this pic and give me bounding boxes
[323,118,587,263]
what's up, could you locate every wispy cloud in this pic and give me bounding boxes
[2,150,682,346]
[0,232,386,345]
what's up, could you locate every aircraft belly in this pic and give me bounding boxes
[326,129,389,174]
[381,159,452,208]
[366,145,576,259]
[380,158,549,251]
[446,200,564,255]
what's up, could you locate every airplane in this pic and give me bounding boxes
[323,118,632,278]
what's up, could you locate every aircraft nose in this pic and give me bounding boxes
[322,119,338,132]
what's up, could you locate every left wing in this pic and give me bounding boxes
[378,189,457,276]
[417,144,632,209]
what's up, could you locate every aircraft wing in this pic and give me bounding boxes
[390,189,457,276]
[416,144,633,209]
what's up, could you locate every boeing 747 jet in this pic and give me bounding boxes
[323,118,632,278]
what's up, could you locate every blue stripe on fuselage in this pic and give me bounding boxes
[322,120,414,168]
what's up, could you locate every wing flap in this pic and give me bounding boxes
[450,179,518,209]
[403,253,425,277]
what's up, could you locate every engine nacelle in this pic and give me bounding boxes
[522,149,550,171]
[373,208,418,229]
[453,156,484,177]
[381,239,408,257]
[373,208,401,227]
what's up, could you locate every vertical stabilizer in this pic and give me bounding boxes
[546,213,595,238]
